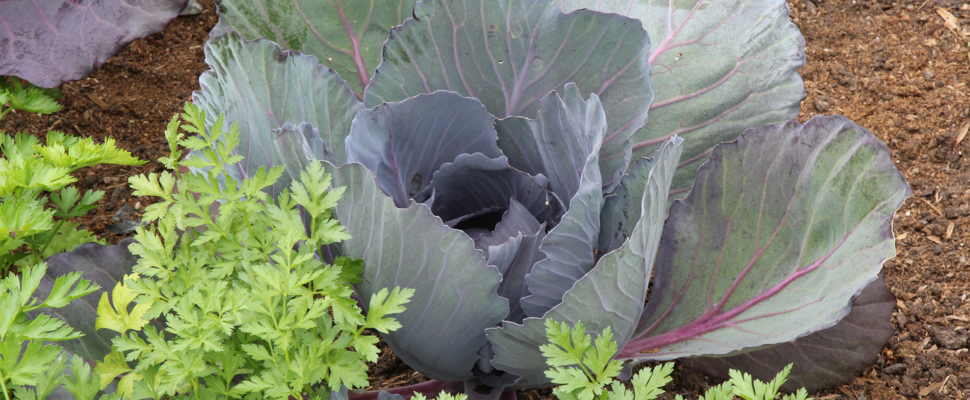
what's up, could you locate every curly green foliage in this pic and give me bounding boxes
[0,131,145,272]
[542,320,811,400]
[94,103,413,400]
[0,77,62,123]
[0,263,100,400]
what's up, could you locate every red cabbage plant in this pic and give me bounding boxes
[41,0,910,398]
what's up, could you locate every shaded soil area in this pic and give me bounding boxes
[3,0,970,398]
[0,0,219,239]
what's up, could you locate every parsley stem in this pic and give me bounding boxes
[37,218,66,258]
[242,208,256,242]
[0,372,10,400]
[0,237,14,273]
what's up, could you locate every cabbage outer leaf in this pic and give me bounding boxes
[682,273,896,392]
[211,0,416,97]
[323,161,509,382]
[193,32,363,198]
[365,0,653,188]
[621,116,911,361]
[554,0,806,199]
[0,0,187,88]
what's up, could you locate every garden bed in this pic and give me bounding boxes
[2,0,969,398]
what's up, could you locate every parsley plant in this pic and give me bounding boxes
[541,320,812,400]
[0,131,145,273]
[0,77,61,122]
[94,104,413,400]
[0,263,100,400]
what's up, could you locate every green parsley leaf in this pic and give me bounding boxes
[96,276,151,333]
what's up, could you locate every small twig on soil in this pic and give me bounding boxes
[916,197,943,216]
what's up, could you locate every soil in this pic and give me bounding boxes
[3,0,970,398]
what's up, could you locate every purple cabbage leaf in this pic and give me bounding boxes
[345,91,504,208]
[192,32,363,200]
[554,0,806,200]
[597,156,662,256]
[486,137,683,389]
[682,271,897,392]
[494,85,611,318]
[0,0,188,88]
[321,159,510,383]
[620,116,910,363]
[364,0,654,190]
[210,0,417,97]
[419,154,562,234]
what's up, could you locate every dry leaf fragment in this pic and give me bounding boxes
[927,235,942,244]
[854,376,883,385]
[936,7,965,37]
[837,386,857,399]
[924,38,938,46]
[85,92,110,110]
[956,118,970,146]
[919,381,944,397]
[946,221,955,239]
[897,232,909,241]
